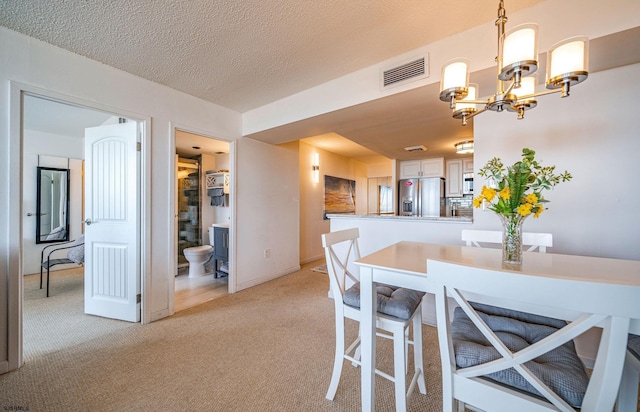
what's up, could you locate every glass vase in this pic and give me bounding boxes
[498,213,525,265]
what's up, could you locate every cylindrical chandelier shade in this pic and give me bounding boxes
[502,24,538,68]
[440,58,469,92]
[508,75,538,118]
[455,84,478,111]
[513,76,536,98]
[547,36,589,81]
[499,23,538,82]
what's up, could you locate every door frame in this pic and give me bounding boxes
[7,81,151,370]
[168,122,237,314]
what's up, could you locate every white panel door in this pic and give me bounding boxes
[84,122,140,322]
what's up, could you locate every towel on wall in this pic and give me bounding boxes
[208,188,226,207]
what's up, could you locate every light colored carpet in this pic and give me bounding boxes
[1,261,444,411]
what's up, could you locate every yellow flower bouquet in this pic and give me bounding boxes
[473,148,572,263]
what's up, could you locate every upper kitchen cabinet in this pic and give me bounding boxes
[463,158,474,174]
[446,157,473,197]
[399,158,445,179]
[445,159,463,197]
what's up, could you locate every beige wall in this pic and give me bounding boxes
[298,140,371,264]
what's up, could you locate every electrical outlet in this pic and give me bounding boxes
[264,249,270,258]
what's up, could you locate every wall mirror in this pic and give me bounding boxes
[36,166,70,244]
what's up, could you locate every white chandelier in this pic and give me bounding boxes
[439,0,589,125]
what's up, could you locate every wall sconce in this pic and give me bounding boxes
[312,153,320,184]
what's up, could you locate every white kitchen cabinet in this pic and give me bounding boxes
[446,157,474,197]
[399,158,444,179]
[445,159,463,197]
[463,158,474,173]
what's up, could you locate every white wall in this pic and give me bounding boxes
[473,63,640,261]
[235,139,300,290]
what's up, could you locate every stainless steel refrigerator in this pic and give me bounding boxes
[398,177,446,217]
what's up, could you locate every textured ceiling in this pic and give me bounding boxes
[0,0,546,113]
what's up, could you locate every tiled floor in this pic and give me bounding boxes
[174,272,228,312]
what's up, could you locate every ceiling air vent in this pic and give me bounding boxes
[382,55,428,89]
[404,145,427,152]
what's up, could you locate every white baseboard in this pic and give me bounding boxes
[150,308,170,322]
[300,255,324,265]
[235,264,301,291]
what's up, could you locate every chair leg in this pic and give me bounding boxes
[353,324,361,367]
[616,351,639,412]
[405,326,410,370]
[442,392,455,412]
[412,310,427,395]
[46,266,51,297]
[393,324,408,412]
[326,317,346,400]
[40,265,44,289]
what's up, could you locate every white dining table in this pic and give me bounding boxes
[354,241,640,412]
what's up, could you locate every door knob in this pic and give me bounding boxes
[84,218,92,226]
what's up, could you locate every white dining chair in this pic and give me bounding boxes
[616,335,640,412]
[428,259,633,412]
[322,228,427,411]
[461,229,553,252]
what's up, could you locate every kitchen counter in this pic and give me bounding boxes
[326,213,472,223]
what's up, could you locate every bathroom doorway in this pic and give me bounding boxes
[173,128,232,312]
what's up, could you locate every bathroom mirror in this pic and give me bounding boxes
[36,166,70,244]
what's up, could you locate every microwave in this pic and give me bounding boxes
[463,172,474,195]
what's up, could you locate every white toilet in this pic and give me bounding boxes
[182,227,215,277]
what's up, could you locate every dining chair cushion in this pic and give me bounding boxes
[629,334,640,360]
[343,282,425,321]
[470,302,568,329]
[451,306,589,408]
